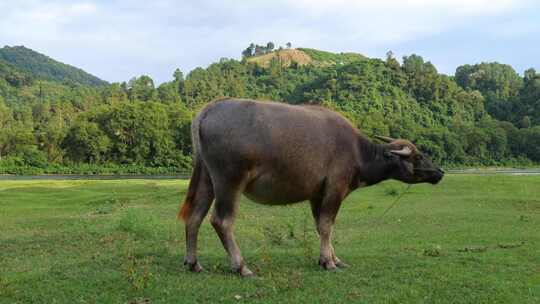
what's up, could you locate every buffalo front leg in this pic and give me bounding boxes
[210,183,254,277]
[310,192,347,270]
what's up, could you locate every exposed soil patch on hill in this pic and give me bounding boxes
[246,49,313,67]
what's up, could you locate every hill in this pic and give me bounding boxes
[0,45,108,87]
[246,48,366,67]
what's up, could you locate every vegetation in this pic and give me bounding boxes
[1,45,540,174]
[298,47,366,64]
[0,175,539,303]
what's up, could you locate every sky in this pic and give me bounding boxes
[1,0,538,84]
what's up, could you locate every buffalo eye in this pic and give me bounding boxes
[414,154,423,161]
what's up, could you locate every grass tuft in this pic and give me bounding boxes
[423,245,443,257]
[384,187,400,196]
[117,208,162,239]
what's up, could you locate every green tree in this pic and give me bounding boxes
[127,75,157,102]
[266,42,275,53]
[102,83,128,105]
[173,68,184,82]
[62,120,110,163]
[242,44,254,58]
[518,69,540,125]
[96,102,177,166]
[254,45,265,56]
[0,98,12,160]
[157,81,181,104]
[455,63,523,123]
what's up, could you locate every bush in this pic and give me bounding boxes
[21,147,48,168]
[0,161,192,175]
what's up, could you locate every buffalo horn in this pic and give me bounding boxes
[374,135,396,143]
[390,146,412,156]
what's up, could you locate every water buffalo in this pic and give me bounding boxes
[178,98,444,276]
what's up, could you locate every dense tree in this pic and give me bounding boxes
[266,42,275,52]
[242,44,255,58]
[254,45,265,56]
[524,68,536,82]
[455,63,523,122]
[127,75,157,102]
[1,46,540,172]
[242,42,279,58]
[62,120,110,163]
[102,83,128,105]
[518,69,540,125]
[0,98,11,160]
[173,68,184,82]
[157,81,181,104]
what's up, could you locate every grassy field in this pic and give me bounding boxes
[1,175,539,303]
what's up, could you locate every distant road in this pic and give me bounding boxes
[1,169,540,180]
[446,168,540,175]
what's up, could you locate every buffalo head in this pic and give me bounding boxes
[375,135,444,185]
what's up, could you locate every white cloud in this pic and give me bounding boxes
[8,1,96,23]
[289,0,518,15]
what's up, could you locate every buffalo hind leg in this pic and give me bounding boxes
[184,167,214,272]
[310,192,347,270]
[210,180,253,277]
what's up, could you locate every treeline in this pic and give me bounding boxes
[1,47,539,174]
[0,72,193,173]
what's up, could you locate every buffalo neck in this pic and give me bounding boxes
[355,137,395,186]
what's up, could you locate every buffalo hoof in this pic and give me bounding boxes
[184,260,203,273]
[318,259,338,271]
[335,260,349,268]
[237,266,255,277]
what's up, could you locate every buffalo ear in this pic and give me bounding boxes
[374,135,395,143]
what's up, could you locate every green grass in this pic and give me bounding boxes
[297,48,366,64]
[1,175,539,303]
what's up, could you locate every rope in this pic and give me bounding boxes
[375,184,412,224]
[413,168,441,173]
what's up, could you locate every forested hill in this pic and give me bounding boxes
[0,46,108,87]
[0,45,539,174]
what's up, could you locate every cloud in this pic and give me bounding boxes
[289,0,518,15]
[276,0,526,46]
[0,0,536,83]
